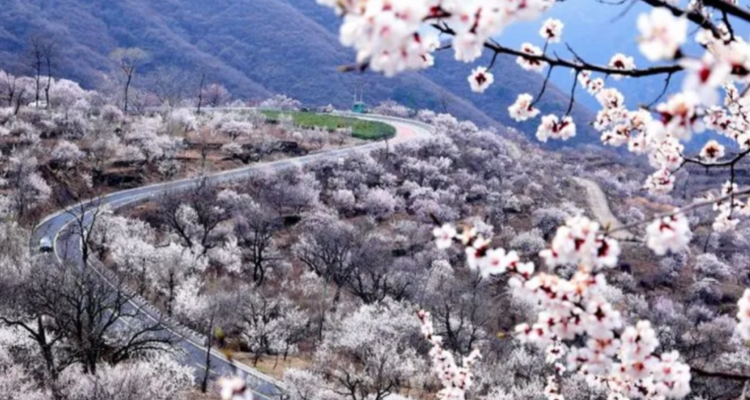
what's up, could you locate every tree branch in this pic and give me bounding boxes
[640,0,721,36]
[703,0,750,24]
[692,366,750,381]
[431,23,683,78]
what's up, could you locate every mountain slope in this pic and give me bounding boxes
[0,0,596,144]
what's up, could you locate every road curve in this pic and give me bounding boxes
[31,112,433,398]
[572,177,637,241]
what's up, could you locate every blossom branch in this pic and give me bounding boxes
[431,23,683,78]
[690,366,750,382]
[640,0,721,36]
[702,0,750,24]
[607,187,750,235]
[681,148,750,169]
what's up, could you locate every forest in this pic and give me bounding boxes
[1,1,750,400]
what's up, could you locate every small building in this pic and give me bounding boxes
[351,101,367,114]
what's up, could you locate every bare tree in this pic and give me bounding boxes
[196,71,206,114]
[109,48,148,114]
[202,83,231,108]
[234,201,282,286]
[0,70,18,108]
[158,181,229,255]
[42,39,57,109]
[12,77,33,115]
[1,256,173,379]
[26,35,45,107]
[145,66,193,108]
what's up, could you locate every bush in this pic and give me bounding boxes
[695,253,732,281]
[509,229,546,255]
[531,207,568,238]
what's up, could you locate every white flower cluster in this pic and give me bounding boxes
[468,67,494,93]
[516,42,547,72]
[505,16,580,141]
[433,223,533,280]
[418,309,482,400]
[543,375,564,400]
[539,215,620,271]
[318,0,554,79]
[508,93,541,122]
[536,115,576,143]
[431,217,692,399]
[698,140,725,163]
[704,180,750,232]
[218,376,252,400]
[586,327,691,400]
[737,289,750,341]
[644,212,692,256]
[540,18,564,43]
[609,53,636,80]
[582,7,750,233]
[637,8,688,61]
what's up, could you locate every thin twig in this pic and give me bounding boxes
[566,71,580,116]
[646,72,674,108]
[532,66,556,106]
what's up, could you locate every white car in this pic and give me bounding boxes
[39,237,53,253]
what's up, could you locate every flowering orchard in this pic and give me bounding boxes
[311,1,750,400]
[427,217,692,400]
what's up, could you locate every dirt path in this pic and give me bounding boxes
[573,177,637,241]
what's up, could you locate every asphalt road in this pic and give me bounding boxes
[31,112,433,399]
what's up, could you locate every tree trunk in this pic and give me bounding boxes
[34,61,41,105]
[197,72,205,114]
[254,261,265,286]
[124,74,133,114]
[318,275,330,341]
[14,95,23,115]
[201,315,214,393]
[36,318,60,388]
[45,57,52,110]
[167,274,175,316]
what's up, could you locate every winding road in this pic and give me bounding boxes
[499,138,634,241]
[31,112,433,399]
[572,177,636,241]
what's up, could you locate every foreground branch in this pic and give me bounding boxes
[431,23,683,78]
[691,366,750,382]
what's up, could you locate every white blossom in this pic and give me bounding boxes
[645,212,692,256]
[540,19,564,43]
[468,67,494,93]
[508,93,540,122]
[536,114,576,142]
[637,7,688,61]
[516,43,547,72]
[608,53,635,79]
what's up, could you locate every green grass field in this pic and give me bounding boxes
[262,111,396,140]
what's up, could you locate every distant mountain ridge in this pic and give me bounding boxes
[0,0,596,145]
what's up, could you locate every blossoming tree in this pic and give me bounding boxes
[299,1,750,400]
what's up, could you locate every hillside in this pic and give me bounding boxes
[0,0,596,144]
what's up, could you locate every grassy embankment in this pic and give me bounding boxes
[262,111,396,140]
